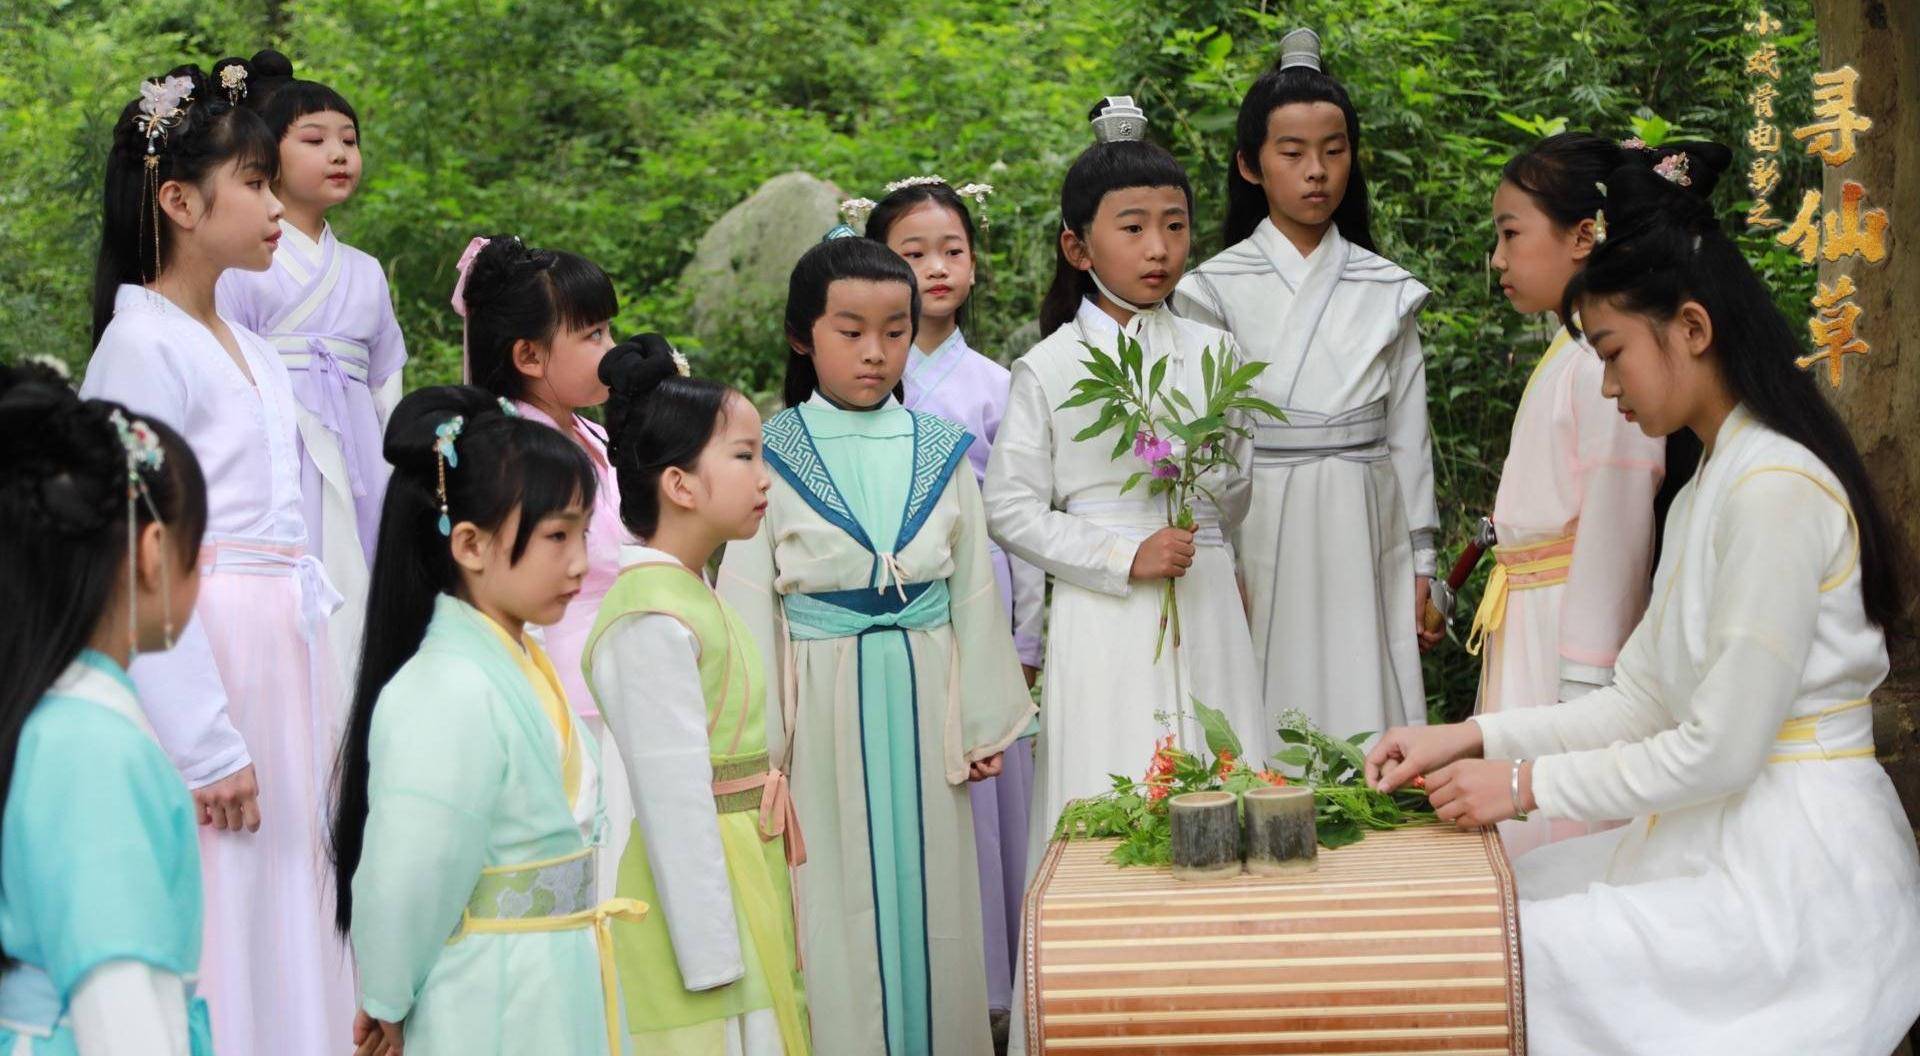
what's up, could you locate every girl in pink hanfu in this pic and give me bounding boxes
[453,233,641,899]
[860,178,1044,1021]
[80,60,356,1056]
[1476,134,1686,857]
[216,50,406,678]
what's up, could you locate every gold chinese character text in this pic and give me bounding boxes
[1747,157,1782,199]
[1746,43,1782,80]
[1747,122,1781,154]
[1792,66,1873,166]
[1777,191,1822,261]
[1745,10,1783,36]
[1821,180,1889,263]
[1797,277,1869,387]
[1746,200,1784,230]
[1748,82,1779,118]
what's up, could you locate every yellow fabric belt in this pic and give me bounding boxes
[458,851,648,1055]
[1465,535,1576,656]
[1768,697,1876,764]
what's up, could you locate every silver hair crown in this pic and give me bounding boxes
[1279,27,1322,71]
[1091,96,1148,143]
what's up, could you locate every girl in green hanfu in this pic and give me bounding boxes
[331,386,643,1056]
[585,338,809,1054]
[717,236,1036,1055]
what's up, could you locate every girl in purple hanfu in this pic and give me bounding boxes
[216,49,406,677]
[856,178,1044,1025]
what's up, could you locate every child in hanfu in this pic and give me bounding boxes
[718,235,1034,1056]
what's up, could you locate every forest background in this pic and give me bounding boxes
[0,0,1825,720]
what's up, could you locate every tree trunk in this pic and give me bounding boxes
[1809,1,1919,1049]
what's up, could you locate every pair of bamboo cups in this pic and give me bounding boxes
[1168,785,1318,881]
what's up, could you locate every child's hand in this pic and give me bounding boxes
[1130,527,1196,581]
[352,1010,404,1055]
[195,764,261,833]
[1415,575,1444,653]
[968,753,1005,781]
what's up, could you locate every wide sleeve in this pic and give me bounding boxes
[367,268,409,391]
[716,519,790,768]
[984,361,1139,596]
[81,337,250,787]
[69,961,190,1056]
[6,713,203,999]
[1516,470,1848,821]
[1472,619,1671,761]
[1170,271,1230,331]
[1557,351,1666,690]
[590,614,745,990]
[351,657,505,1023]
[946,466,1040,780]
[1384,294,1439,576]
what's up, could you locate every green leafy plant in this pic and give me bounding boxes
[1056,334,1283,660]
[1053,702,1435,865]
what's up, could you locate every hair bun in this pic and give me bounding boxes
[1620,139,1732,198]
[1601,139,1735,239]
[462,235,551,303]
[249,48,295,81]
[0,361,121,534]
[599,334,679,398]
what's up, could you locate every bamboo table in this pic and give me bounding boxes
[1021,824,1525,1054]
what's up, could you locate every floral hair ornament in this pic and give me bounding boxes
[883,175,948,193]
[433,415,465,536]
[1620,136,1649,150]
[1592,182,1609,244]
[1653,152,1693,187]
[135,74,195,284]
[838,197,877,231]
[496,397,519,417]
[218,64,248,104]
[669,346,691,378]
[108,408,174,651]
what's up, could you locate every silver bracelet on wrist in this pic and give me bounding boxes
[1510,760,1529,821]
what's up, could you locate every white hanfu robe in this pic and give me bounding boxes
[1174,219,1437,736]
[985,297,1265,862]
[1473,407,1920,1053]
[81,285,356,1056]
[1476,327,1665,856]
[217,220,407,681]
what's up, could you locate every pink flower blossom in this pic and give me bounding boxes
[1151,462,1179,479]
[1132,430,1173,464]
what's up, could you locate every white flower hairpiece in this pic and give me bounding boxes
[136,75,195,158]
[670,347,691,378]
[953,182,993,207]
[107,408,166,479]
[1620,136,1649,150]
[218,64,248,103]
[884,175,948,193]
[838,197,878,229]
[22,353,71,380]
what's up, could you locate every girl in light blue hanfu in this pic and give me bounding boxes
[0,364,214,1055]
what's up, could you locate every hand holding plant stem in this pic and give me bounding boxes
[1055,333,1284,660]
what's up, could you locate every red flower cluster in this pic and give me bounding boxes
[1144,735,1179,802]
[1256,769,1287,787]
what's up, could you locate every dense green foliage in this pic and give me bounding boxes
[0,0,1823,717]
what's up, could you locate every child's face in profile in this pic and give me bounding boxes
[1065,185,1190,310]
[455,502,590,629]
[801,279,913,410]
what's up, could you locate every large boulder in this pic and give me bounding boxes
[683,172,843,396]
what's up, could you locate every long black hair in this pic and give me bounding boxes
[864,181,980,331]
[1223,56,1374,250]
[1505,132,1704,546]
[330,386,597,932]
[92,63,279,344]
[1564,141,1907,633]
[600,336,739,538]
[782,237,920,408]
[0,361,207,965]
[238,49,360,140]
[460,235,619,401]
[1039,98,1194,334]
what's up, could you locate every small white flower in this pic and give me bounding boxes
[670,347,691,378]
[838,197,877,228]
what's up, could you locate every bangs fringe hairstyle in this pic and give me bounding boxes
[330,385,598,932]
[0,361,207,965]
[782,237,920,408]
[1223,55,1374,250]
[93,62,279,343]
[1504,131,1705,548]
[239,48,361,140]
[1038,97,1194,334]
[1564,140,1908,634]
[863,181,981,331]
[460,235,619,401]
